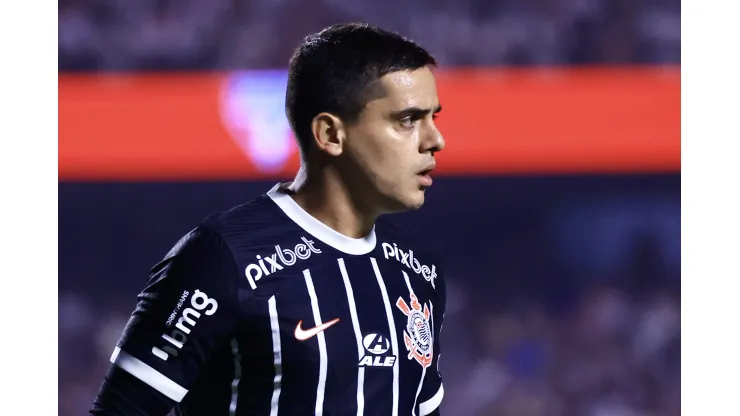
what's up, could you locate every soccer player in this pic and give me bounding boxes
[91,22,447,416]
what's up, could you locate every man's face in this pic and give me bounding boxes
[342,66,445,213]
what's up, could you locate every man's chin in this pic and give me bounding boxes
[406,192,426,210]
[384,191,426,214]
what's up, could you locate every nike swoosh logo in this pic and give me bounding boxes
[294,318,340,341]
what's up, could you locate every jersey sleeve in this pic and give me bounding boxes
[108,226,240,403]
[418,263,446,416]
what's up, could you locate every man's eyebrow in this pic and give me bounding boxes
[392,105,442,118]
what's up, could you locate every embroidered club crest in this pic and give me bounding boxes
[396,293,433,368]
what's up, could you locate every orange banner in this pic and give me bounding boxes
[59,68,680,180]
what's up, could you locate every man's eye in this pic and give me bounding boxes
[400,117,415,128]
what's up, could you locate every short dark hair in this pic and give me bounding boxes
[285,23,437,155]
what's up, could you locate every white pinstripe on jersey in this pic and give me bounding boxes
[304,269,329,416]
[370,258,399,416]
[268,296,283,416]
[337,258,366,416]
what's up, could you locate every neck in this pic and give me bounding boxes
[287,164,378,239]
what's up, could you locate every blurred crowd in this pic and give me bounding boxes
[442,283,680,415]
[58,0,680,71]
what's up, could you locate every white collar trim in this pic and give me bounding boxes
[267,184,377,255]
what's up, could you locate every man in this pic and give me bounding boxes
[91,22,447,416]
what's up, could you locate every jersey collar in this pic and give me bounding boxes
[267,184,377,255]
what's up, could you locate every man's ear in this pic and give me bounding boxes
[311,112,345,157]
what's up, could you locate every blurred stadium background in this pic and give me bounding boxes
[58,1,680,415]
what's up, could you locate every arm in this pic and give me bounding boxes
[90,227,240,415]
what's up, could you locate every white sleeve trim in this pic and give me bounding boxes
[419,383,444,415]
[110,346,188,402]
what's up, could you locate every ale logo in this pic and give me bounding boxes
[358,333,396,368]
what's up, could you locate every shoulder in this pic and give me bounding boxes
[201,195,284,237]
[194,193,306,250]
[161,192,297,263]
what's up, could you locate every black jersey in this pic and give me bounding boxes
[108,184,446,416]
